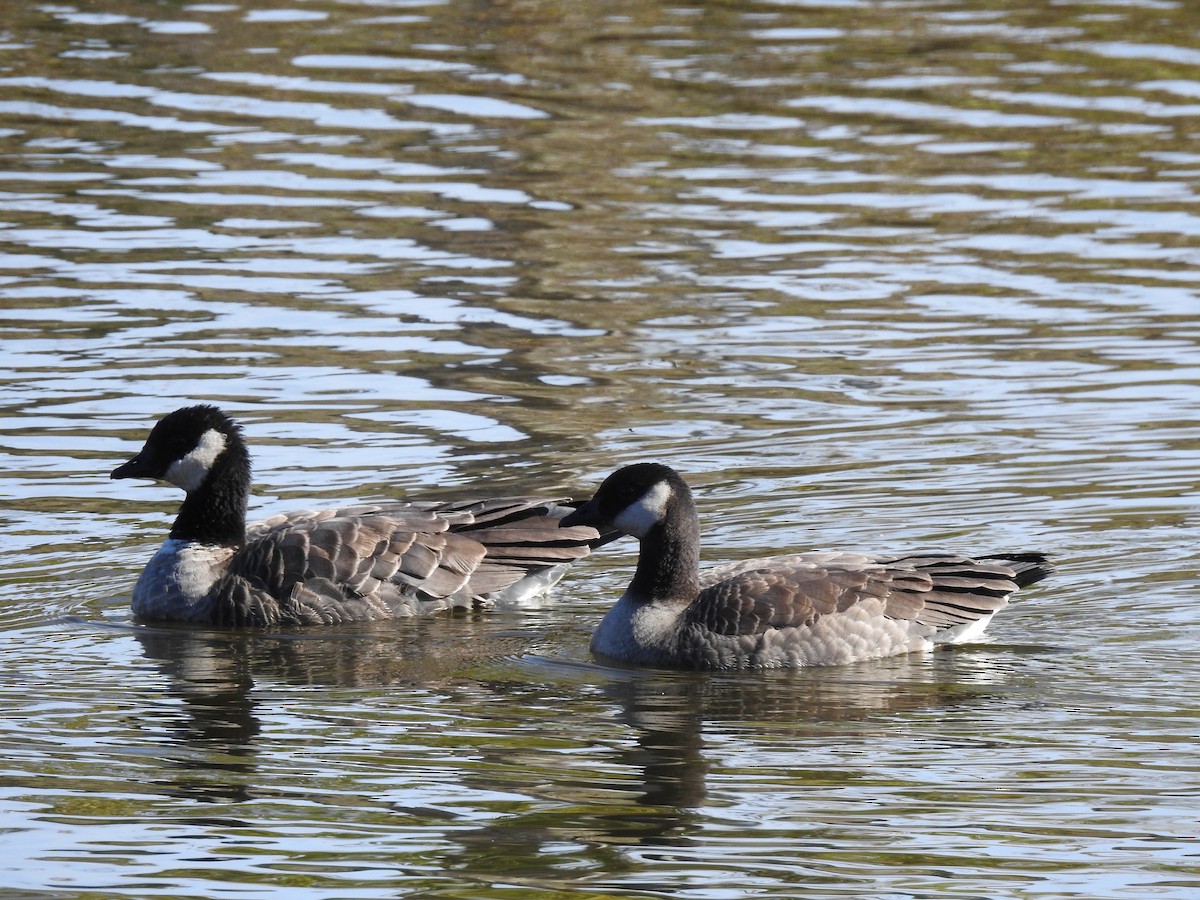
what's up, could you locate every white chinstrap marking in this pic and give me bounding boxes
[164,428,227,493]
[612,479,673,538]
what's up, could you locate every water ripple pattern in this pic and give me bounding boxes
[1,2,1199,899]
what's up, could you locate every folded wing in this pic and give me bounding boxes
[689,550,1050,637]
[218,497,602,626]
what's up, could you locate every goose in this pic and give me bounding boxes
[560,462,1051,670]
[111,404,606,627]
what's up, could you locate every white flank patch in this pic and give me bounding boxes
[612,479,673,538]
[487,563,570,607]
[164,428,226,493]
[932,612,996,645]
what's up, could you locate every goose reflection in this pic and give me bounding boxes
[429,646,1024,887]
[599,646,1019,809]
[130,614,1025,857]
[129,613,542,802]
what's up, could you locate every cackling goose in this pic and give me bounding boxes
[560,462,1051,670]
[111,405,605,627]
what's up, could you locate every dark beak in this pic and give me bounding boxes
[111,451,156,480]
[560,497,604,529]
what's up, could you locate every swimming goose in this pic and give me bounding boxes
[560,463,1051,670]
[111,405,604,627]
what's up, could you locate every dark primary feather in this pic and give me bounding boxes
[978,552,1054,588]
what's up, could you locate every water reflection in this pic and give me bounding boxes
[427,646,1041,892]
[133,628,261,803]
[4,0,1200,894]
[135,627,260,748]
[603,648,1026,808]
[128,617,543,802]
[130,612,1021,834]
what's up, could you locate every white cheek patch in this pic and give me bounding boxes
[164,428,227,493]
[613,480,672,538]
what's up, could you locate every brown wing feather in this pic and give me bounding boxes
[434,497,575,527]
[221,496,601,626]
[685,551,1043,638]
[246,498,598,569]
[688,562,885,636]
[438,499,601,567]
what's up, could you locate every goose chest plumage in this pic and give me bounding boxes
[560,462,1052,670]
[111,405,605,627]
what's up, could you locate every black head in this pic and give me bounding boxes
[111,405,244,493]
[561,462,690,538]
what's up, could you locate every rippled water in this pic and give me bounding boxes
[3,0,1200,897]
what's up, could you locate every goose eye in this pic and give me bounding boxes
[167,434,195,456]
[619,482,645,502]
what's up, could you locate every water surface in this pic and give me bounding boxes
[2,1,1199,897]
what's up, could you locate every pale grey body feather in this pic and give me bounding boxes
[133,538,236,622]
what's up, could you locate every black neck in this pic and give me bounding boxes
[168,444,249,547]
[628,504,701,604]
